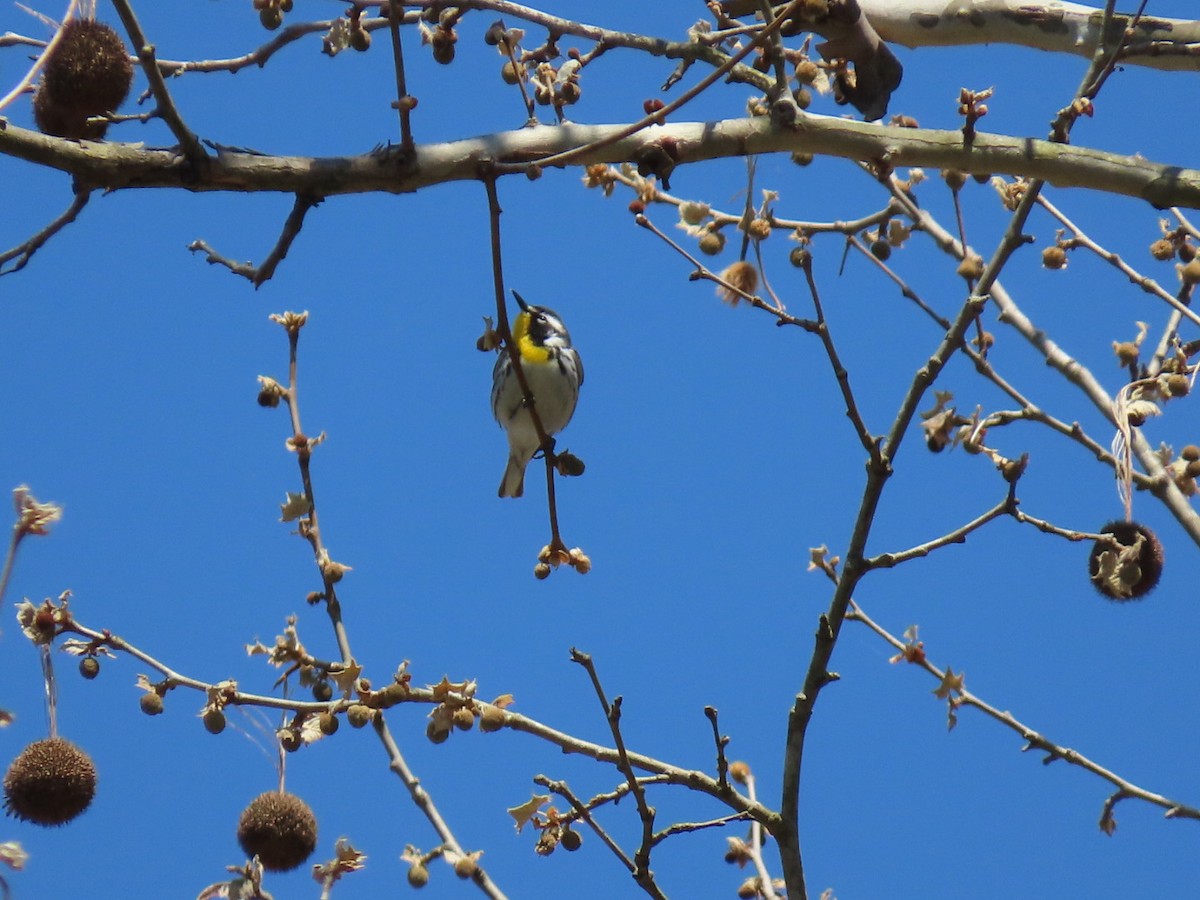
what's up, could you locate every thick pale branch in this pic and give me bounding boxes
[859,0,1200,72]
[2,113,1198,208]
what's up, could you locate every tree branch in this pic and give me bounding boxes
[858,0,1200,73]
[1,113,1198,207]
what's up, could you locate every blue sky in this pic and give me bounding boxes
[1,2,1199,898]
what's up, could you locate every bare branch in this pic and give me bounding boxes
[848,600,1200,827]
[187,193,320,287]
[110,0,205,162]
[859,0,1200,73]
[0,187,89,275]
[1,111,1197,207]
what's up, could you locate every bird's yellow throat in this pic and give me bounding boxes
[512,312,552,363]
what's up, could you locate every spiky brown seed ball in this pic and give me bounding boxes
[236,791,317,872]
[3,737,96,826]
[1088,520,1164,601]
[33,19,133,140]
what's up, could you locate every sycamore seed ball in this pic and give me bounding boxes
[34,19,133,140]
[3,737,97,826]
[1088,520,1164,602]
[236,791,317,872]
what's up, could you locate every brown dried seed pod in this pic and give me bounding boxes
[34,19,133,140]
[1088,520,1164,602]
[236,791,317,872]
[3,737,96,826]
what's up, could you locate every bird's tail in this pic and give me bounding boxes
[498,453,527,498]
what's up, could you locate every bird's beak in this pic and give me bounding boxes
[512,290,529,312]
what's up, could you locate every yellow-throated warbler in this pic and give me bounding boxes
[491,292,584,498]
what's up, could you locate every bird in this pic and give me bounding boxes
[491,291,584,498]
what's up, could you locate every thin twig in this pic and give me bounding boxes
[534,775,636,873]
[570,649,665,899]
[704,706,731,792]
[866,496,1010,570]
[796,249,878,455]
[188,194,320,287]
[482,172,570,553]
[1035,194,1200,330]
[650,811,752,848]
[634,213,817,330]
[495,0,806,175]
[0,0,81,114]
[847,600,1200,830]
[110,0,205,163]
[385,1,415,153]
[0,188,90,276]
[374,714,508,899]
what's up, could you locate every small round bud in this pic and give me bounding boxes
[698,229,726,256]
[312,680,334,702]
[1041,246,1067,269]
[870,239,891,261]
[789,246,811,268]
[259,6,283,30]
[1150,238,1176,261]
[795,60,819,83]
[140,692,164,716]
[478,705,506,732]
[790,151,814,166]
[737,878,760,899]
[426,720,452,744]
[1180,242,1197,262]
[452,707,476,731]
[942,169,967,191]
[1113,341,1140,366]
[792,87,811,109]
[561,828,582,851]
[318,712,340,735]
[501,61,521,84]
[203,709,227,735]
[1187,460,1200,478]
[484,20,506,46]
[1167,373,1190,397]
[346,704,374,728]
[534,562,552,580]
[408,863,430,888]
[643,98,665,116]
[729,760,751,785]
[431,28,457,64]
[280,731,302,753]
[79,657,100,680]
[257,388,281,408]
[1180,259,1200,285]
[454,855,478,878]
[956,254,984,280]
[349,26,371,52]
[558,81,581,104]
[746,218,772,241]
[679,201,710,226]
[1181,444,1200,461]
